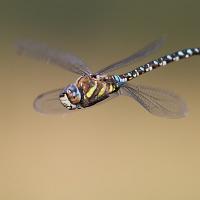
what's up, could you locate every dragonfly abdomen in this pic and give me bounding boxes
[120,47,200,81]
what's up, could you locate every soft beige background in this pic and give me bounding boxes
[0,0,200,200]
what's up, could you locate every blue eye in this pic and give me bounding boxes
[67,89,71,94]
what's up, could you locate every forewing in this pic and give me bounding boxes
[33,88,71,114]
[96,37,165,75]
[120,84,188,118]
[16,40,92,75]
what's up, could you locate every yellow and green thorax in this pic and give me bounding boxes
[76,75,117,107]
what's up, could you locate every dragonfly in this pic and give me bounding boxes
[16,38,200,118]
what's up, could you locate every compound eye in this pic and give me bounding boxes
[67,89,72,94]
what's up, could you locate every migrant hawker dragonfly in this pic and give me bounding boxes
[17,38,200,118]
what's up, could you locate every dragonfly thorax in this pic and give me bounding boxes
[59,84,81,110]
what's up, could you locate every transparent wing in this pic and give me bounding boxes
[16,40,92,75]
[96,37,165,75]
[33,88,120,115]
[120,83,188,118]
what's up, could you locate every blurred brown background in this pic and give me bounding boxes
[0,0,200,199]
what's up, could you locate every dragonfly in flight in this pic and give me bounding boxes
[17,38,200,118]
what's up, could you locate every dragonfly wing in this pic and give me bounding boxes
[33,88,72,114]
[120,83,188,118]
[16,40,92,76]
[96,37,165,75]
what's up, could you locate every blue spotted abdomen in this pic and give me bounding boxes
[119,47,200,81]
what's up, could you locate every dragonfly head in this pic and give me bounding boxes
[59,84,81,110]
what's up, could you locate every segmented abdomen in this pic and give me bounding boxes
[119,47,200,81]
